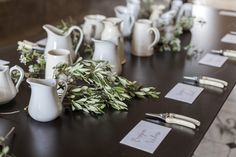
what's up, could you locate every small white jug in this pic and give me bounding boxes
[82,14,106,42]
[132,19,160,57]
[92,39,122,75]
[160,11,176,26]
[171,0,183,12]
[114,5,135,37]
[45,49,72,79]
[27,78,68,122]
[0,65,24,104]
[43,24,83,61]
[101,17,126,64]
[126,0,141,20]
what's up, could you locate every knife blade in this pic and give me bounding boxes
[211,49,236,58]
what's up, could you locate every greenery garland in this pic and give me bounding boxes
[54,58,160,114]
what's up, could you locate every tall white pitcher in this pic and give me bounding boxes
[43,24,83,61]
[132,19,160,56]
[101,17,126,64]
[82,14,106,42]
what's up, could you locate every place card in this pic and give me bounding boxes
[165,83,204,104]
[120,120,171,154]
[198,53,228,67]
[0,59,10,65]
[219,11,236,17]
[221,33,236,44]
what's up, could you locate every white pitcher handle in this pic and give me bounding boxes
[58,80,68,103]
[129,15,135,31]
[68,26,84,56]
[9,65,24,92]
[148,27,160,50]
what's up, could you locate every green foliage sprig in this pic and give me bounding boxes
[159,16,195,52]
[54,58,160,114]
[17,41,45,78]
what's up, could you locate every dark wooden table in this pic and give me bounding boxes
[1,4,236,157]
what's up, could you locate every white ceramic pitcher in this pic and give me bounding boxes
[132,19,160,56]
[43,24,83,61]
[126,0,141,20]
[27,78,68,122]
[101,17,126,64]
[82,14,106,42]
[92,39,121,75]
[114,5,135,37]
[0,65,24,105]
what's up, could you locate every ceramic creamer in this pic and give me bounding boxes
[27,78,68,122]
[92,39,121,75]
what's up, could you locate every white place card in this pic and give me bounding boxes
[221,33,236,44]
[165,83,204,104]
[198,53,228,67]
[0,59,10,65]
[120,120,171,154]
[219,11,236,17]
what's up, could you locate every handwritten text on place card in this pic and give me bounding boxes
[120,120,171,154]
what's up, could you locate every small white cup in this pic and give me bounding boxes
[45,49,72,79]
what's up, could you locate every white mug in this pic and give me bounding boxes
[45,49,72,79]
[132,19,160,57]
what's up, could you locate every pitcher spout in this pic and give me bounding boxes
[27,78,57,88]
[43,24,65,37]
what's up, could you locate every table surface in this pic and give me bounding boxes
[1,4,236,157]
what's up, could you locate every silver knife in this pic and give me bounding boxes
[211,49,236,58]
[183,76,227,88]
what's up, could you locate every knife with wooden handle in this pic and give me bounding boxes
[166,117,196,129]
[202,76,228,87]
[169,113,201,126]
